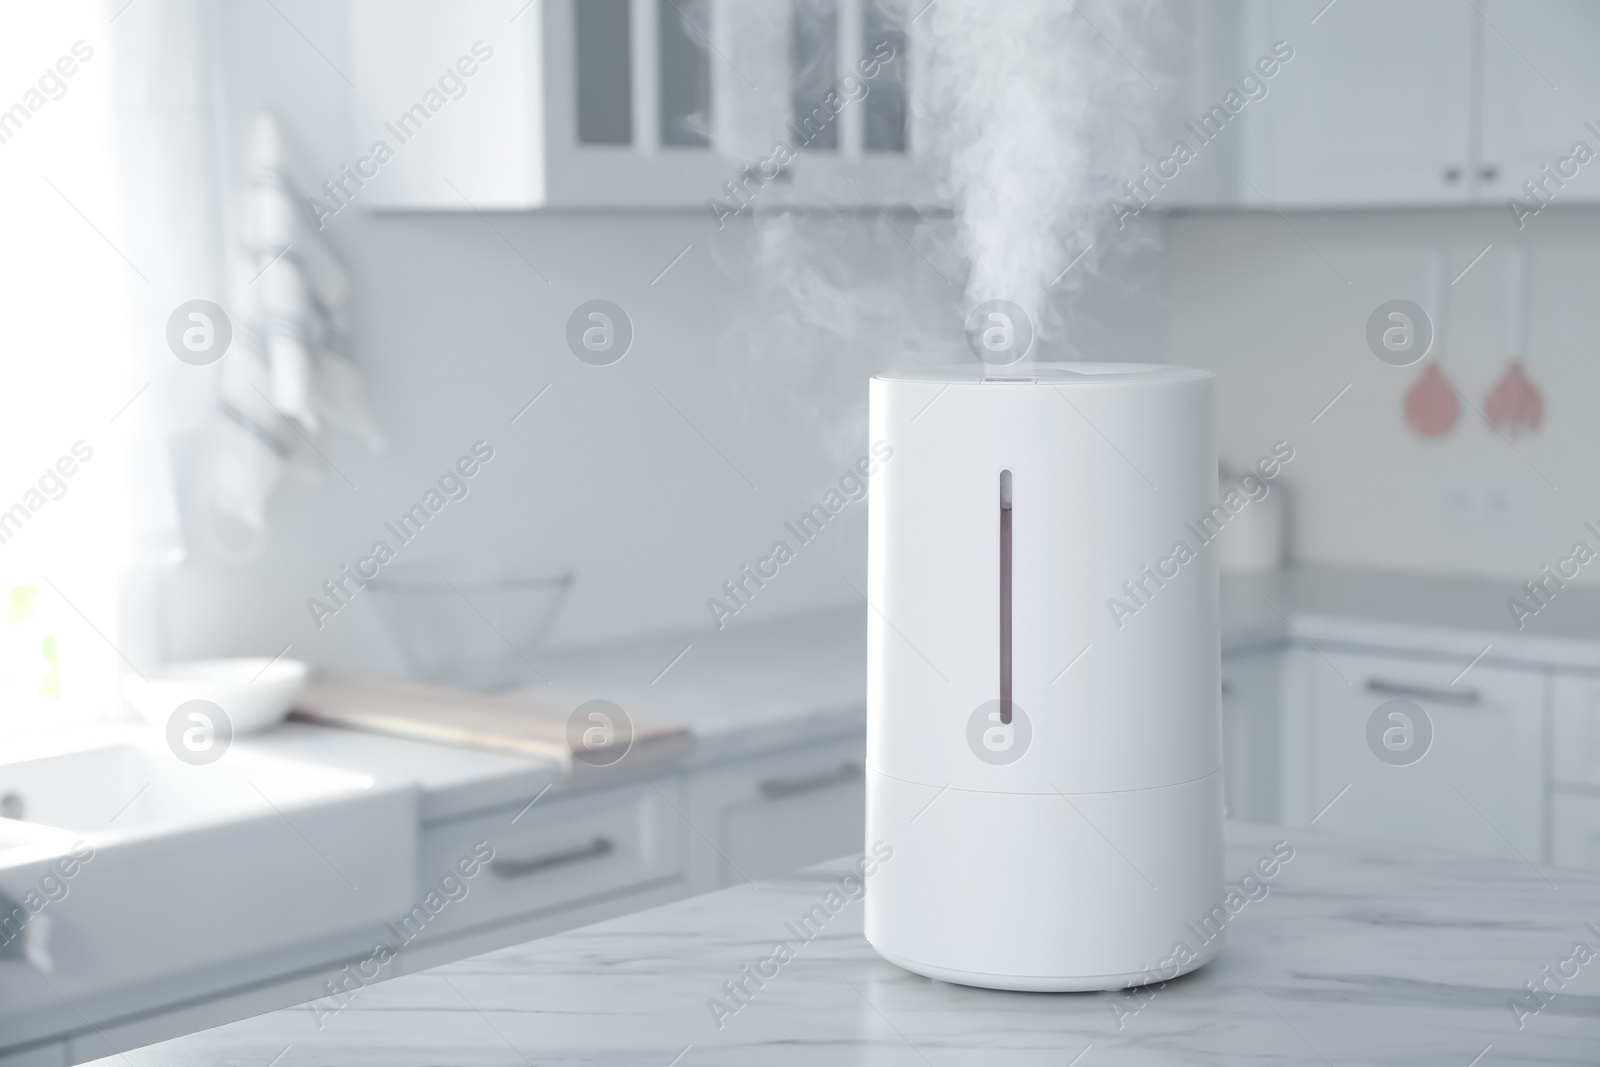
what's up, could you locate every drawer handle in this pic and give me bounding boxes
[1365,679,1481,706]
[758,762,862,800]
[489,836,614,879]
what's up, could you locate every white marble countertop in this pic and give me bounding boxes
[88,821,1600,1065]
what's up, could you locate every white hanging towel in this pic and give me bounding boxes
[206,112,381,537]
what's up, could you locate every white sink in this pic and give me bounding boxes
[0,730,418,1045]
[0,742,372,834]
[0,815,69,862]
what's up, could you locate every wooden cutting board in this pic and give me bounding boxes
[290,679,693,770]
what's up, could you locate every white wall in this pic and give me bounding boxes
[179,0,1598,680]
[162,207,942,673]
[1161,204,1600,585]
[156,0,1162,676]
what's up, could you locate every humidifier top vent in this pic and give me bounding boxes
[874,362,1211,386]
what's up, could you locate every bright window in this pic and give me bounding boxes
[0,2,132,737]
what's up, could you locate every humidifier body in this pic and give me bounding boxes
[864,364,1223,992]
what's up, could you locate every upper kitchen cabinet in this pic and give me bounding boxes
[1477,0,1600,209]
[347,0,941,212]
[1238,0,1475,207]
[1209,0,1600,210]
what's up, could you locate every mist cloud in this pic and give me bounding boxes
[923,0,1166,342]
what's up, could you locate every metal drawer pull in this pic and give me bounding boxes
[1365,679,1481,706]
[759,762,863,799]
[489,836,614,878]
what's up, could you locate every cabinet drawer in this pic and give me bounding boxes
[413,777,684,940]
[1306,650,1543,859]
[687,735,866,890]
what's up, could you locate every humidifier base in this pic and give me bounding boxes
[863,769,1225,984]
[870,937,1221,993]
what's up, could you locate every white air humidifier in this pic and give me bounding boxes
[864,363,1223,991]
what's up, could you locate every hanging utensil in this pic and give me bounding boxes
[1405,251,1459,439]
[1485,246,1544,435]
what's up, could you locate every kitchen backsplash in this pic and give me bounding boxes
[1161,204,1600,586]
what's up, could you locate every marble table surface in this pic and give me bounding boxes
[91,821,1599,1066]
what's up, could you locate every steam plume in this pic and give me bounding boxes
[922,0,1165,340]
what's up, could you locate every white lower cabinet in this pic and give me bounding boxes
[0,1043,65,1067]
[1552,792,1600,871]
[5,733,873,1065]
[414,776,686,941]
[1220,649,1285,823]
[1301,649,1544,860]
[1552,673,1600,790]
[685,734,866,890]
[408,732,870,942]
[1549,672,1600,872]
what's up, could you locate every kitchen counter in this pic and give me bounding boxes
[241,604,867,824]
[0,609,869,1063]
[1224,564,1600,668]
[25,562,1600,1062]
[246,562,1600,824]
[87,821,1600,1066]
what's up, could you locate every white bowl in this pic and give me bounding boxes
[123,658,309,736]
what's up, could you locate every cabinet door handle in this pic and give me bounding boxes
[1478,164,1499,183]
[489,836,614,878]
[1443,165,1462,183]
[758,762,862,799]
[1365,679,1481,706]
